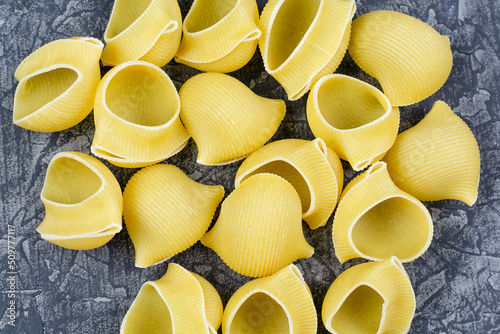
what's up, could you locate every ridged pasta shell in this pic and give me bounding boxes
[307,74,400,171]
[121,263,223,334]
[322,257,415,334]
[174,0,260,73]
[201,173,314,277]
[235,138,343,229]
[123,164,224,268]
[101,0,182,67]
[333,162,433,263]
[179,73,286,165]
[259,0,356,100]
[383,101,480,206]
[13,37,103,132]
[91,61,189,168]
[348,10,453,106]
[36,152,122,250]
[222,264,317,334]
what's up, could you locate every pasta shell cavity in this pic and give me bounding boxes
[383,101,481,206]
[333,162,433,263]
[322,257,415,334]
[121,263,223,334]
[348,10,453,106]
[174,0,261,73]
[92,61,189,168]
[123,164,224,268]
[179,73,286,165]
[37,152,123,250]
[223,264,317,334]
[307,74,400,171]
[102,0,182,67]
[259,0,356,100]
[201,173,314,277]
[235,138,343,229]
[13,38,103,132]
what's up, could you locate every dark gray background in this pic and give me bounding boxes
[1,0,499,333]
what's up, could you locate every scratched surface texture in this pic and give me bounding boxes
[1,0,499,333]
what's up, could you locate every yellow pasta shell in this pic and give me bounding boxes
[91,61,189,168]
[222,264,317,334]
[322,257,415,334]
[36,151,122,250]
[235,138,343,229]
[259,0,356,100]
[179,73,286,165]
[123,164,224,268]
[13,37,103,132]
[333,162,433,263]
[348,10,453,106]
[383,100,481,206]
[201,173,314,277]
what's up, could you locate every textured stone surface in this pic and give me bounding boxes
[1,0,499,333]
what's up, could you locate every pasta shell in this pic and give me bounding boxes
[179,73,286,165]
[322,257,415,334]
[201,173,314,277]
[222,264,317,334]
[101,0,182,67]
[91,61,189,168]
[13,37,103,132]
[383,101,480,206]
[121,263,223,334]
[259,0,356,100]
[174,0,260,73]
[307,74,400,171]
[348,10,453,106]
[235,138,343,229]
[36,152,122,250]
[123,164,224,268]
[333,162,433,263]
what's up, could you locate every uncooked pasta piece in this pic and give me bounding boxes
[348,10,453,106]
[92,61,189,168]
[322,257,415,334]
[123,164,224,268]
[201,173,313,277]
[235,138,343,229]
[175,0,260,73]
[179,73,286,165]
[101,0,182,67]
[383,101,480,206]
[333,162,433,263]
[121,263,223,334]
[13,37,103,132]
[222,264,317,334]
[259,0,356,100]
[36,152,122,250]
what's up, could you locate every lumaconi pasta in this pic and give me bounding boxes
[201,173,314,277]
[222,264,317,334]
[322,257,415,334]
[121,263,223,334]
[348,10,453,106]
[383,101,481,206]
[307,74,400,171]
[333,162,433,263]
[13,37,103,132]
[179,73,286,165]
[123,164,224,268]
[235,138,343,229]
[259,0,356,100]
[36,152,122,250]
[92,61,189,168]
[101,0,182,67]
[174,0,260,73]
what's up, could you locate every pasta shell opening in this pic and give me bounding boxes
[105,0,153,40]
[184,0,238,33]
